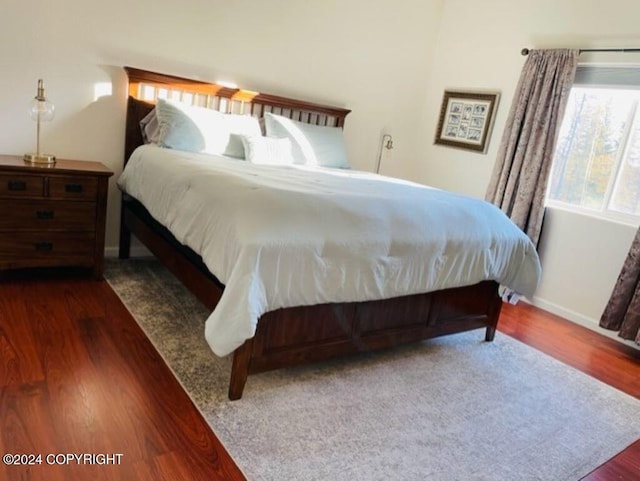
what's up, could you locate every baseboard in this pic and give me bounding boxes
[530,296,639,350]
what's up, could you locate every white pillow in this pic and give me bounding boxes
[154,99,261,157]
[223,113,263,158]
[239,135,294,165]
[264,112,350,169]
[155,98,226,154]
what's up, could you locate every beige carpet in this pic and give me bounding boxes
[105,258,640,481]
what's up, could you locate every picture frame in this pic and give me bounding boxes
[434,90,500,154]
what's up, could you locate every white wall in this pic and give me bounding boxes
[419,0,640,338]
[0,0,444,251]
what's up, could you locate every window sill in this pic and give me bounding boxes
[545,201,640,228]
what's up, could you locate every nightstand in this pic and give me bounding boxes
[0,155,113,278]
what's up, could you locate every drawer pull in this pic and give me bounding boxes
[34,241,53,252]
[65,183,83,193]
[8,180,26,191]
[36,210,54,220]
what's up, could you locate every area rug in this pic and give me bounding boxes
[105,258,640,481]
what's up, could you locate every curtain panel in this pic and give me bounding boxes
[600,228,640,344]
[486,49,579,247]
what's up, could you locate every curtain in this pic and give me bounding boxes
[486,49,579,247]
[600,228,640,344]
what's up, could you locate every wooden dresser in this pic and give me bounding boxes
[0,155,113,278]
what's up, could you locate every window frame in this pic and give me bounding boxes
[545,71,640,227]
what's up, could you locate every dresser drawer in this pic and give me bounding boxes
[0,231,95,268]
[0,174,44,197]
[49,176,98,200]
[0,200,96,230]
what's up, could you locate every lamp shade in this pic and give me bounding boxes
[29,97,55,122]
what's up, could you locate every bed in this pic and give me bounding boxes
[118,67,541,400]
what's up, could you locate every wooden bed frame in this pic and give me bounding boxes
[119,66,503,400]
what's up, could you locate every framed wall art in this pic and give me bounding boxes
[434,90,500,153]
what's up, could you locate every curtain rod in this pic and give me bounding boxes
[521,47,640,56]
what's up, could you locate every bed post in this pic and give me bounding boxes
[120,90,152,260]
[119,200,131,259]
[484,292,503,342]
[485,324,497,342]
[229,339,254,400]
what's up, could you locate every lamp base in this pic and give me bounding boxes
[24,153,56,165]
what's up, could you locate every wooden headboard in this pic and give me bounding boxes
[123,66,351,163]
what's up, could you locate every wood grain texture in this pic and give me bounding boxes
[499,303,640,397]
[0,156,113,277]
[499,302,640,481]
[0,275,245,481]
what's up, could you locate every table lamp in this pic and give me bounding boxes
[24,79,56,164]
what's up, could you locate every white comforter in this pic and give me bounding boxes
[118,145,541,357]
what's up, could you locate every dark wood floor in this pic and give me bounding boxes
[0,274,245,481]
[1,273,639,480]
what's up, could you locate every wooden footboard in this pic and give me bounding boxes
[228,280,501,399]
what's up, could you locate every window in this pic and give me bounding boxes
[546,67,640,222]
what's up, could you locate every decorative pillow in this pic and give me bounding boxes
[263,112,350,168]
[140,108,160,144]
[223,114,263,158]
[239,135,294,165]
[154,99,262,156]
